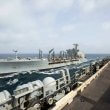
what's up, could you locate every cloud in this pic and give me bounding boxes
[78,0,110,14]
[102,21,110,31]
[29,0,74,12]
[61,24,76,32]
[0,0,110,53]
[79,0,96,13]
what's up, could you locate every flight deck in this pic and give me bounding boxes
[62,62,110,110]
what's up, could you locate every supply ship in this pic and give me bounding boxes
[0,44,87,75]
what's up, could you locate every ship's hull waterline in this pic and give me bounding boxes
[0,58,86,74]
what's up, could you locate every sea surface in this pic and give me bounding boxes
[0,53,110,59]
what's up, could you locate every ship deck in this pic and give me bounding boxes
[62,63,110,110]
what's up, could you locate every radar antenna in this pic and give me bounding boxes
[73,44,78,51]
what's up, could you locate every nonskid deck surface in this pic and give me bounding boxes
[62,63,110,110]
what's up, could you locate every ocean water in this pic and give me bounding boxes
[0,53,110,59]
[86,54,110,59]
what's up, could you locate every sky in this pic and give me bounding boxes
[0,0,110,54]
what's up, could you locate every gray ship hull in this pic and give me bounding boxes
[0,58,86,74]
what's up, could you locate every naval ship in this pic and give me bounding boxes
[0,44,87,75]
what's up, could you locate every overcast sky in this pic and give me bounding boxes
[0,0,110,54]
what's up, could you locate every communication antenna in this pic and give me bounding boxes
[13,50,18,60]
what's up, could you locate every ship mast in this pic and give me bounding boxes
[13,50,18,60]
[39,49,43,59]
[73,44,79,58]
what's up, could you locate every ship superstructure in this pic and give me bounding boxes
[0,44,87,75]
